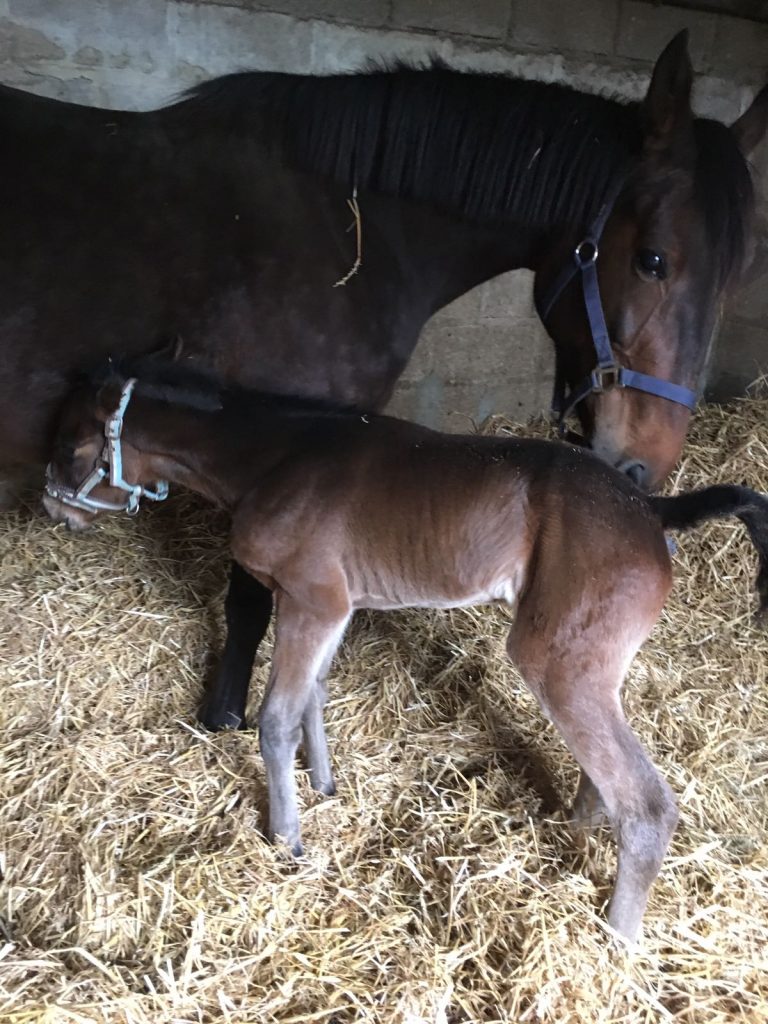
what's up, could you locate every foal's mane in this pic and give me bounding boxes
[94,359,358,417]
[178,62,755,281]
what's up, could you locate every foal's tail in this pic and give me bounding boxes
[651,485,768,615]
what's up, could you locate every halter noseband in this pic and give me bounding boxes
[45,378,169,516]
[538,187,698,435]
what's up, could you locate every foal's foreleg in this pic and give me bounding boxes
[259,593,350,854]
[199,563,273,731]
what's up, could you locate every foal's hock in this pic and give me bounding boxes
[44,369,768,943]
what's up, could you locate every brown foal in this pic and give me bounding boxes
[44,365,768,943]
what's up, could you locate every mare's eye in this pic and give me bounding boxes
[634,248,667,281]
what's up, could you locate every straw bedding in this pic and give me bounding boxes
[1,395,767,1023]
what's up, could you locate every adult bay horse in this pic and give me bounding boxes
[1,30,765,726]
[43,360,768,941]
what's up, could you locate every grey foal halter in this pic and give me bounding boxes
[45,378,169,516]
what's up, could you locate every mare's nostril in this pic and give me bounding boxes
[623,461,648,488]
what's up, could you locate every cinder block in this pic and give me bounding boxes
[0,17,65,62]
[392,0,512,40]
[0,67,102,105]
[73,45,104,68]
[386,375,554,430]
[397,332,436,384]
[616,1,716,72]
[424,317,550,383]
[512,0,618,55]
[174,0,390,29]
[426,270,536,326]
[310,22,452,74]
[732,251,768,325]
[710,14,768,73]
[692,74,744,123]
[167,5,313,75]
[9,0,167,46]
[707,321,768,399]
[433,284,485,322]
[480,268,536,319]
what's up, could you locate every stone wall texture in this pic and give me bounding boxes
[0,0,765,429]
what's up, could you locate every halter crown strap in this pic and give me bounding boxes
[539,183,698,432]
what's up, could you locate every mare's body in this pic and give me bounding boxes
[44,366,768,942]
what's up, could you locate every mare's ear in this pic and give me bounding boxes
[642,31,694,154]
[731,84,768,156]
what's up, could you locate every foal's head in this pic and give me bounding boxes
[43,362,220,530]
[536,34,767,491]
[43,375,128,530]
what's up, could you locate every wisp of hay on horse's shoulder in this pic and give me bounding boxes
[44,361,768,943]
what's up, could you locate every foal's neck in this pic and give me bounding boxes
[122,393,305,507]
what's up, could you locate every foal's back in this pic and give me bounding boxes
[230,416,670,614]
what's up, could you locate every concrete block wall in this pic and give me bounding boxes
[0,0,765,429]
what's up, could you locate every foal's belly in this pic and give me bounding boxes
[349,570,524,612]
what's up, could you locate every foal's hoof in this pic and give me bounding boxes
[268,833,304,859]
[311,777,337,797]
[198,704,248,732]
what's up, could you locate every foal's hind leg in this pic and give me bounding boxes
[301,673,336,796]
[259,589,350,854]
[571,772,609,836]
[508,613,677,942]
[199,563,273,731]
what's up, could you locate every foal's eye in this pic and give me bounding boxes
[634,249,668,282]
[55,441,76,461]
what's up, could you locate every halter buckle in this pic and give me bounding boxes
[590,366,623,394]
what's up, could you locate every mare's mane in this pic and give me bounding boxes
[179,62,754,281]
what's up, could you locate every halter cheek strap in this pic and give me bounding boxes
[45,378,169,516]
[538,190,698,434]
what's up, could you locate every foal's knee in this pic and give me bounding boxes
[259,708,302,760]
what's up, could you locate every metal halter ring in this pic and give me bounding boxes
[574,238,599,266]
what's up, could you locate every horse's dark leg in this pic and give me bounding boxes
[199,563,273,731]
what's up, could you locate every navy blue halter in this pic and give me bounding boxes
[539,188,698,435]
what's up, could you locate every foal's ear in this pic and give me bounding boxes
[731,83,768,157]
[94,377,125,420]
[642,30,694,153]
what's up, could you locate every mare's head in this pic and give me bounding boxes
[535,33,768,491]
